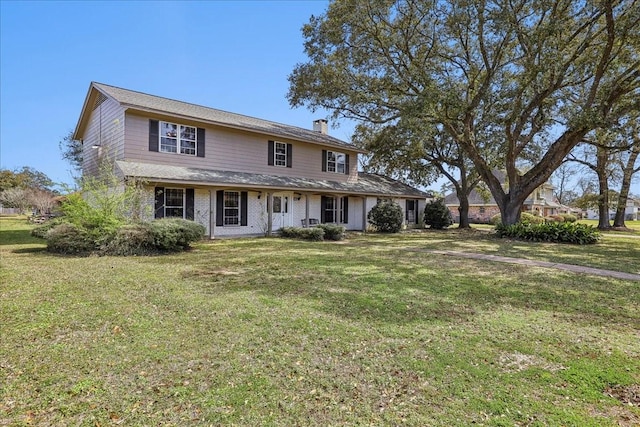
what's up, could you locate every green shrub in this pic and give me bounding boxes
[149,218,206,251]
[558,213,577,223]
[496,221,600,244]
[316,224,346,241]
[367,200,404,233]
[45,223,96,255]
[545,215,564,223]
[101,223,156,256]
[279,226,325,241]
[423,199,453,229]
[491,211,545,226]
[31,218,65,239]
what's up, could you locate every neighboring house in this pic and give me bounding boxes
[585,197,639,221]
[445,180,561,223]
[72,82,428,238]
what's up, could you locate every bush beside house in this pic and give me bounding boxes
[423,199,453,229]
[367,200,404,233]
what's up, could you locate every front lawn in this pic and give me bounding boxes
[1,217,638,425]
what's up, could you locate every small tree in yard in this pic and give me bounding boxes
[424,199,453,230]
[367,200,404,233]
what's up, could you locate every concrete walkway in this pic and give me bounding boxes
[415,249,640,281]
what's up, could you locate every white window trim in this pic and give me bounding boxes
[326,151,346,174]
[223,191,241,226]
[274,142,287,167]
[159,121,197,156]
[164,188,186,219]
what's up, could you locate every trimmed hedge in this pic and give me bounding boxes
[496,221,600,244]
[423,199,453,229]
[367,200,404,233]
[279,226,325,241]
[316,224,346,241]
[45,223,96,255]
[42,218,205,255]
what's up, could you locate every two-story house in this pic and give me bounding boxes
[72,82,428,238]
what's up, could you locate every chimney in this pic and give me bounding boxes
[313,119,328,134]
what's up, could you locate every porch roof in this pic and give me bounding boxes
[116,161,429,198]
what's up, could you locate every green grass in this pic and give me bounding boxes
[1,217,639,426]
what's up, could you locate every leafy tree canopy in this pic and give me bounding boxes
[289,0,640,224]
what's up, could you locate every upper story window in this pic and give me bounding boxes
[322,149,350,175]
[149,119,204,157]
[160,121,196,155]
[268,141,292,168]
[327,151,346,173]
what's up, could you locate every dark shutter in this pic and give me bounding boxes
[286,144,293,168]
[240,191,248,226]
[345,154,350,175]
[405,200,410,220]
[216,190,224,226]
[197,128,205,157]
[185,188,195,220]
[149,120,159,152]
[321,196,328,223]
[154,187,164,219]
[342,197,349,224]
[268,140,274,166]
[322,150,327,172]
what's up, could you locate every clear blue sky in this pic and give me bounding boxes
[1,0,637,196]
[1,0,350,189]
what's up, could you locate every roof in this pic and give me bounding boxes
[74,82,365,153]
[445,189,496,206]
[116,161,429,198]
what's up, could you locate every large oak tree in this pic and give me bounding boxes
[288,0,640,224]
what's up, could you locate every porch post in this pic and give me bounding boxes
[209,189,215,239]
[305,193,310,227]
[362,196,368,232]
[267,192,273,236]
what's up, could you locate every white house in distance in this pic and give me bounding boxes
[585,197,640,221]
[72,82,428,238]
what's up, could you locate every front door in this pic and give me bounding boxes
[271,192,292,230]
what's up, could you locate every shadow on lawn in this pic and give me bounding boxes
[0,228,43,246]
[185,245,639,328]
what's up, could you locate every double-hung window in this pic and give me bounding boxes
[224,191,240,226]
[327,151,346,173]
[274,142,287,167]
[321,196,349,224]
[322,150,349,175]
[164,188,185,218]
[160,121,197,155]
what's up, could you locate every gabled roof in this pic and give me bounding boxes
[74,82,365,153]
[116,161,429,198]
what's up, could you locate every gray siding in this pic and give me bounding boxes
[124,112,359,182]
[81,97,125,177]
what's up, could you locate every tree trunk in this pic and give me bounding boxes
[613,145,639,227]
[458,197,470,228]
[500,199,522,225]
[596,146,611,230]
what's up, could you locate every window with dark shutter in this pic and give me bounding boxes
[286,143,293,168]
[322,150,327,172]
[149,120,159,152]
[241,192,248,226]
[342,197,349,224]
[216,191,224,226]
[186,188,195,220]
[197,128,205,157]
[344,154,350,175]
[154,186,164,218]
[268,141,275,166]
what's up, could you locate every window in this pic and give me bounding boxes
[164,188,185,218]
[479,206,486,215]
[224,191,240,226]
[154,187,194,220]
[274,142,287,167]
[322,196,348,224]
[327,151,346,173]
[160,121,197,155]
[268,141,292,168]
